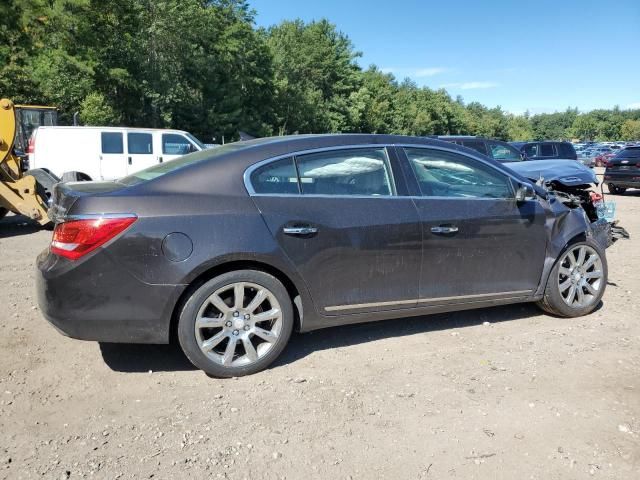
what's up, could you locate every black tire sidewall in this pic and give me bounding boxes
[177,270,294,377]
[544,239,608,318]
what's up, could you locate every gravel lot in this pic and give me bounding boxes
[1,187,639,479]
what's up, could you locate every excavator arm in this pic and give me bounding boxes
[0,98,51,225]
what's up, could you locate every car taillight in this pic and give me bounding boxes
[51,215,137,260]
[27,135,35,154]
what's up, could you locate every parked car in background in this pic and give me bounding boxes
[37,134,617,377]
[595,151,617,167]
[434,136,524,162]
[604,146,640,194]
[510,141,578,161]
[29,126,205,181]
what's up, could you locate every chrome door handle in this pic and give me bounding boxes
[283,226,318,236]
[430,226,459,234]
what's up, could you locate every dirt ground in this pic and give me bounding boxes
[1,187,639,480]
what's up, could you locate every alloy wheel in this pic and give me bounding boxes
[194,282,283,367]
[557,245,603,309]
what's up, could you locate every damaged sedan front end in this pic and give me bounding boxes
[507,159,629,251]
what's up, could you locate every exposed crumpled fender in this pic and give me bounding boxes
[506,160,598,187]
[534,193,607,297]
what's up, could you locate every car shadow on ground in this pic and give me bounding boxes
[0,214,43,238]
[99,302,544,374]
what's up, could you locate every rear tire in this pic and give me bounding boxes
[607,184,626,195]
[61,171,92,183]
[177,270,294,377]
[0,207,7,221]
[536,239,607,318]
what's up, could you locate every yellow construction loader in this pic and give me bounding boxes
[0,98,57,225]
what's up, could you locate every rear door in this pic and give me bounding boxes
[99,131,128,180]
[400,146,547,303]
[126,131,157,174]
[249,146,423,316]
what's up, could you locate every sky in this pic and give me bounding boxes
[249,0,640,115]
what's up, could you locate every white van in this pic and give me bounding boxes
[28,126,205,181]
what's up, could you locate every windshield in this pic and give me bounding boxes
[185,132,205,150]
[119,142,251,185]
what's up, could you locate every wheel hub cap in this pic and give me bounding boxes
[558,245,603,309]
[194,282,283,368]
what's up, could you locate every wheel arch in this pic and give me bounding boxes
[169,259,305,343]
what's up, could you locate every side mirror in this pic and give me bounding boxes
[515,183,536,203]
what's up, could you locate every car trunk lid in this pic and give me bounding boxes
[48,181,127,223]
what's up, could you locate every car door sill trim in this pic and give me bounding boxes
[324,290,533,312]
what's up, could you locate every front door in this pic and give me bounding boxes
[126,132,157,174]
[99,131,127,180]
[249,147,423,316]
[400,146,547,303]
[160,133,197,163]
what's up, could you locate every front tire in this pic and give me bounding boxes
[537,239,607,318]
[178,270,294,377]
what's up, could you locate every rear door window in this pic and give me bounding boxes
[101,132,124,154]
[127,132,153,154]
[295,148,395,196]
[539,143,556,157]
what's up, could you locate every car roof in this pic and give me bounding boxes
[37,126,191,134]
[133,133,532,195]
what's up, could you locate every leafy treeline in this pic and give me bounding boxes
[2,0,639,142]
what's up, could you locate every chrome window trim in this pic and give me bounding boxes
[244,142,528,199]
[244,144,397,197]
[325,289,534,312]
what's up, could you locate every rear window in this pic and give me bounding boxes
[558,143,576,157]
[101,132,123,154]
[119,142,253,185]
[250,158,299,194]
[616,147,640,159]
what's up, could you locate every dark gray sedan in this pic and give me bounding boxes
[37,134,610,377]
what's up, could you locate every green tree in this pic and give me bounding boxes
[507,114,533,140]
[265,18,361,134]
[620,119,640,141]
[80,92,120,125]
[571,114,599,141]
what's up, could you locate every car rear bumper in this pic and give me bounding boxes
[36,248,185,344]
